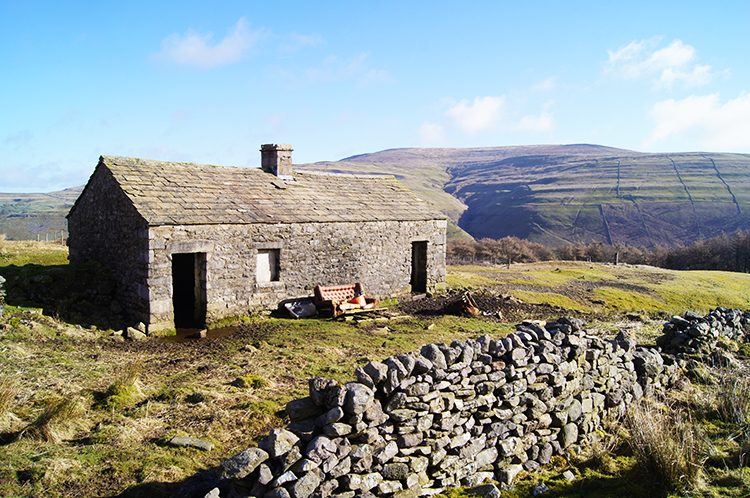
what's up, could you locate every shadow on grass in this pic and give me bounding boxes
[111,471,224,498]
[527,465,672,498]
[0,261,126,330]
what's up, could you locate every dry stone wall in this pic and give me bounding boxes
[656,307,750,355]
[186,316,683,498]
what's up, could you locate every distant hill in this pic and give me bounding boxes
[4,144,750,248]
[0,187,82,240]
[297,144,750,248]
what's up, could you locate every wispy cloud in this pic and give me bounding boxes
[516,109,554,132]
[279,32,324,53]
[644,92,750,151]
[171,110,191,121]
[0,162,90,192]
[278,52,395,86]
[417,122,447,146]
[3,129,33,146]
[532,77,556,92]
[152,18,265,69]
[446,96,506,134]
[606,38,715,88]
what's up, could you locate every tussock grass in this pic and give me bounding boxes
[18,396,85,443]
[102,359,143,409]
[233,374,270,389]
[626,399,707,494]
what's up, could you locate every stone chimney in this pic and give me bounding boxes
[261,144,294,179]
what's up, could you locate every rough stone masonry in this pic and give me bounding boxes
[175,312,700,498]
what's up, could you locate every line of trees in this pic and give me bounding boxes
[447,229,750,273]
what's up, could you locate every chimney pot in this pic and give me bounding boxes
[261,143,294,179]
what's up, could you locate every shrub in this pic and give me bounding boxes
[626,400,706,494]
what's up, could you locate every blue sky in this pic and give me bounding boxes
[2,1,749,192]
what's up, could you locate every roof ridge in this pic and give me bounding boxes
[294,170,396,180]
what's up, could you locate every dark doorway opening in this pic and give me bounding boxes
[411,241,428,294]
[172,253,207,328]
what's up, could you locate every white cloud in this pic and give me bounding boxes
[606,38,715,88]
[644,92,750,151]
[446,96,506,134]
[417,122,446,145]
[152,18,265,69]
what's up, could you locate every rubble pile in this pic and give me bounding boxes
[656,307,750,355]
[192,317,680,498]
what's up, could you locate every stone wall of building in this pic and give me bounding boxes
[179,317,681,498]
[146,219,447,331]
[0,274,5,317]
[67,166,151,324]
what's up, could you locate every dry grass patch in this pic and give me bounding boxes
[0,378,16,418]
[626,399,708,494]
[713,367,750,433]
[17,395,86,443]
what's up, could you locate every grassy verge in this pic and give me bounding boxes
[3,248,750,496]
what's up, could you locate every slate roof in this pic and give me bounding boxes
[82,155,445,226]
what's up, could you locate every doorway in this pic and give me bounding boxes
[172,252,207,328]
[411,241,428,294]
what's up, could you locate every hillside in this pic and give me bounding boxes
[297,145,750,248]
[0,187,82,240]
[4,144,750,248]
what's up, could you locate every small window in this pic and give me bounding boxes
[256,249,280,282]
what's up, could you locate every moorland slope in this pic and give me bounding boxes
[298,144,750,248]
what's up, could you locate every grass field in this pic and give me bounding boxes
[448,261,750,316]
[1,244,750,497]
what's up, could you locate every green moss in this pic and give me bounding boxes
[100,361,143,409]
[234,375,269,389]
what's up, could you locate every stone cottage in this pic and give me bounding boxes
[67,144,447,332]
